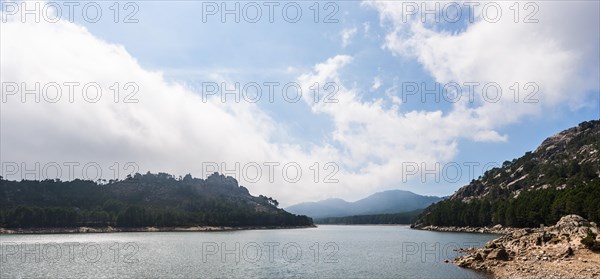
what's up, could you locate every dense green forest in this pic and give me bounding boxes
[0,172,312,228]
[415,120,600,228]
[316,210,422,225]
[421,181,600,227]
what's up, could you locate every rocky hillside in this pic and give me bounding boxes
[453,120,599,201]
[414,120,600,228]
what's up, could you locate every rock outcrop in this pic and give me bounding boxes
[417,224,513,234]
[453,215,600,278]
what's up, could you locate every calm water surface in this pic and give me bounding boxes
[1,225,497,278]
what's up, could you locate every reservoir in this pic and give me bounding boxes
[1,225,497,278]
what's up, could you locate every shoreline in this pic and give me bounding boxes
[315,223,411,226]
[414,215,600,278]
[0,224,316,234]
[412,224,515,235]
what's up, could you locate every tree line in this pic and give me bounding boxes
[420,181,600,227]
[316,210,422,225]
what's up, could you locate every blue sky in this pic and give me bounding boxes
[1,1,599,205]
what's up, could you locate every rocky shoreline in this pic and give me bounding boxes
[430,215,600,279]
[416,224,513,235]
[0,224,316,234]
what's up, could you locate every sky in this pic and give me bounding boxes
[1,0,599,206]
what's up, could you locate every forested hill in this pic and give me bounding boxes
[0,172,312,228]
[414,120,600,228]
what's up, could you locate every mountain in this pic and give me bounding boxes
[414,120,600,228]
[285,198,352,219]
[0,172,312,228]
[286,190,442,219]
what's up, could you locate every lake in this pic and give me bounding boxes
[1,225,497,278]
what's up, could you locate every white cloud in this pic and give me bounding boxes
[340,27,358,48]
[365,0,600,128]
[371,77,382,91]
[296,55,509,186]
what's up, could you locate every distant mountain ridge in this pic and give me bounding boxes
[286,190,442,219]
